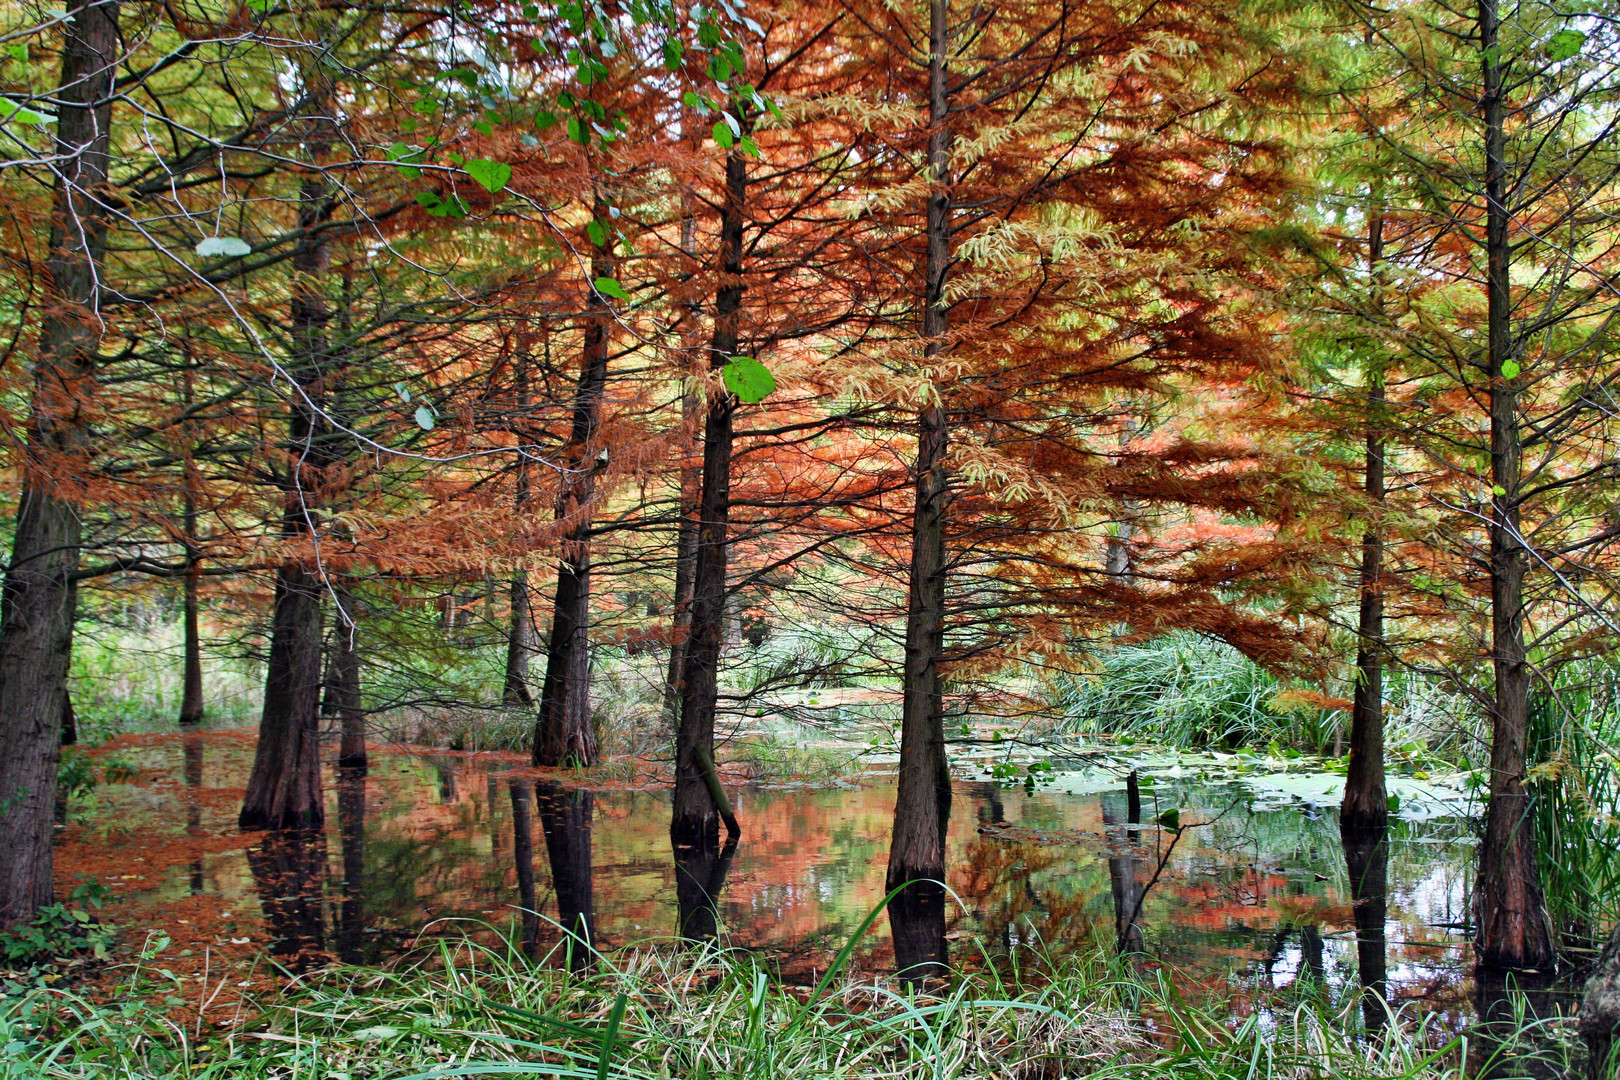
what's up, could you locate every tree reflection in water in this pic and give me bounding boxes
[537,781,595,971]
[673,826,737,944]
[246,826,327,971]
[508,779,541,960]
[1342,824,1389,1030]
[336,766,367,963]
[888,878,948,985]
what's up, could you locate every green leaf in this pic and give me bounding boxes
[567,116,589,145]
[594,277,629,301]
[1500,358,1521,379]
[663,41,683,70]
[1156,808,1181,831]
[1493,484,1507,496]
[0,98,50,126]
[414,406,436,430]
[464,158,511,194]
[5,44,28,62]
[721,356,776,403]
[1548,28,1586,62]
[194,236,251,258]
[535,109,557,129]
[713,121,734,149]
[473,119,493,136]
[1386,793,1401,812]
[416,191,441,208]
[586,220,606,247]
[740,135,759,158]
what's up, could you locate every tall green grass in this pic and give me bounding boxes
[0,922,1575,1080]
[1528,658,1620,955]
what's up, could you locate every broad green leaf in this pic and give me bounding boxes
[1156,808,1181,831]
[0,98,49,125]
[414,406,436,430]
[195,236,251,258]
[1386,793,1401,812]
[1500,358,1521,379]
[567,116,589,145]
[1549,29,1586,62]
[740,135,759,158]
[594,277,629,301]
[713,121,734,149]
[465,158,511,194]
[721,356,775,403]
[586,220,606,247]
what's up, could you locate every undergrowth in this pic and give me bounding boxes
[0,915,1580,1080]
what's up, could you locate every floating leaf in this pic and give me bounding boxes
[195,236,251,258]
[464,158,511,194]
[721,356,775,403]
[414,406,436,430]
[594,277,629,301]
[1156,808,1181,831]
[1548,28,1586,62]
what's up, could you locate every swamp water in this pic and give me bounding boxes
[64,732,1477,1021]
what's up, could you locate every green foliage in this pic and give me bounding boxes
[1527,658,1620,952]
[0,879,115,978]
[1050,633,1343,752]
[0,918,1565,1080]
[56,748,138,808]
[721,357,776,403]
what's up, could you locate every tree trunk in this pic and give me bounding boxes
[663,214,704,723]
[537,781,595,970]
[504,358,536,706]
[532,202,613,768]
[0,0,119,929]
[240,144,335,831]
[1342,202,1388,836]
[1583,924,1620,1079]
[673,130,748,845]
[509,779,540,960]
[1475,0,1553,973]
[331,589,365,770]
[886,0,953,979]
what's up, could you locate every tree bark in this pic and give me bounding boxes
[330,589,365,770]
[1475,0,1553,973]
[1343,206,1387,837]
[887,0,953,972]
[673,130,748,845]
[504,356,536,706]
[0,0,119,929]
[537,781,595,970]
[240,132,335,831]
[532,201,613,768]
[1583,924,1620,1079]
[662,213,704,723]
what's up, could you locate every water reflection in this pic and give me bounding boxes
[674,830,737,943]
[116,741,1471,1014]
[336,767,367,962]
[889,879,948,984]
[508,780,541,960]
[537,782,595,969]
[184,735,205,895]
[246,827,327,971]
[1473,968,1569,1078]
[1342,826,1389,1029]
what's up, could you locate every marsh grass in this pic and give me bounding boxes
[0,912,1572,1080]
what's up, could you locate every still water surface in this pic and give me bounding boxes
[83,733,1476,1017]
